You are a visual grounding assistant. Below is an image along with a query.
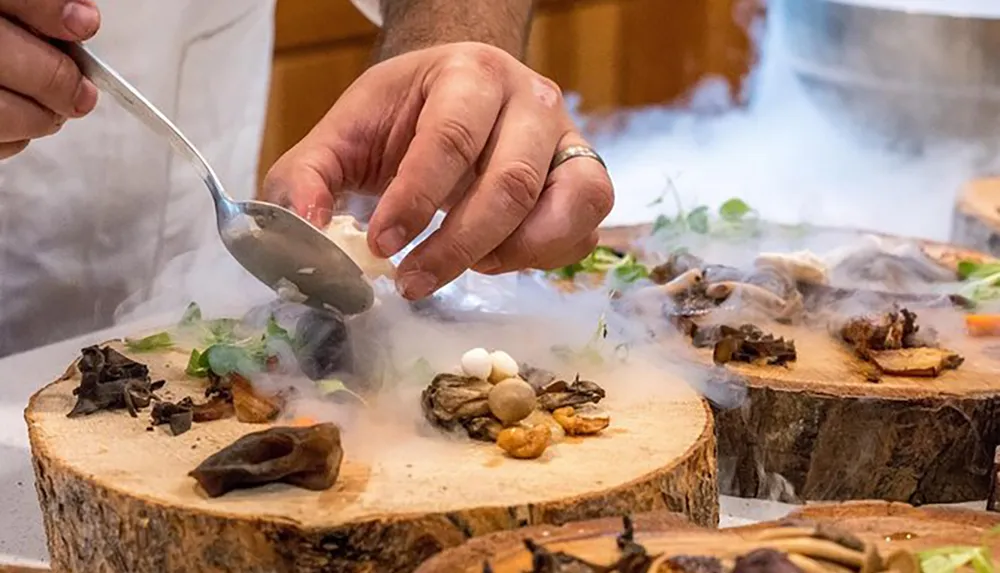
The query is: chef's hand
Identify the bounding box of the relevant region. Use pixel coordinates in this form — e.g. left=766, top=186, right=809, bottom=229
left=0, top=0, right=100, bottom=160
left=264, top=42, right=614, bottom=300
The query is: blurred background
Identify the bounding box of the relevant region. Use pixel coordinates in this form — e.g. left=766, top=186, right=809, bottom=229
left=258, top=0, right=763, bottom=183
left=258, top=0, right=1000, bottom=244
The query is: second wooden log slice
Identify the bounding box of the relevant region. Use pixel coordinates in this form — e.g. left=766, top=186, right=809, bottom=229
left=416, top=501, right=1000, bottom=573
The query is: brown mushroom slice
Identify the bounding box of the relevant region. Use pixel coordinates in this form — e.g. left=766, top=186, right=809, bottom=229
left=883, top=550, right=920, bottom=573
left=191, top=395, right=235, bottom=422
left=660, top=268, right=704, bottom=297
left=708, top=281, right=789, bottom=315
left=231, top=374, right=283, bottom=423
left=732, top=549, right=806, bottom=573
left=189, top=423, right=343, bottom=497
left=761, top=539, right=864, bottom=568
left=784, top=554, right=843, bottom=573
left=537, top=376, right=607, bottom=411
left=552, top=404, right=610, bottom=436
left=868, top=347, right=964, bottom=377
left=754, top=252, right=829, bottom=285
left=496, top=424, right=551, bottom=459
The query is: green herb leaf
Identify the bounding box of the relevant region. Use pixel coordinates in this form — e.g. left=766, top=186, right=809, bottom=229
left=719, top=198, right=752, bottom=221
left=266, top=315, right=293, bottom=345
left=125, top=331, right=173, bottom=352
left=204, top=344, right=261, bottom=377
left=317, top=379, right=369, bottom=406
left=959, top=260, right=1000, bottom=281
left=686, top=206, right=710, bottom=234
left=180, top=302, right=202, bottom=326
left=185, top=349, right=209, bottom=377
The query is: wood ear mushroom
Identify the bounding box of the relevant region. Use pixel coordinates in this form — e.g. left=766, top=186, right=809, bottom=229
left=189, top=423, right=344, bottom=498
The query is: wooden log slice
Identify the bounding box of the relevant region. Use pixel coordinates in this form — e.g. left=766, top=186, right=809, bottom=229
left=594, top=224, right=1000, bottom=504
left=702, top=314, right=1000, bottom=504
left=25, top=341, right=718, bottom=573
left=952, top=178, right=1000, bottom=259
left=415, top=501, right=1000, bottom=573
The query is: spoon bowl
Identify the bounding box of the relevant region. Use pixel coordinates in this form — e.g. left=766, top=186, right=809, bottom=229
left=64, top=42, right=375, bottom=316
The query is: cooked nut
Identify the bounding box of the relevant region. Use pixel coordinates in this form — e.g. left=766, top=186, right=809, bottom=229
left=522, top=410, right=565, bottom=443
left=460, top=347, right=492, bottom=380
left=552, top=404, right=610, bottom=435
left=489, top=350, right=520, bottom=383
left=496, top=424, right=551, bottom=459
left=488, top=378, right=537, bottom=425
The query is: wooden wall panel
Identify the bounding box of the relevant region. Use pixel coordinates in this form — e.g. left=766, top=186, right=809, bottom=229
left=257, top=0, right=762, bottom=187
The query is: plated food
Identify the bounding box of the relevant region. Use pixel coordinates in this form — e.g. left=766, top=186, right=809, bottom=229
left=415, top=502, right=1000, bottom=573
left=25, top=218, right=719, bottom=573
left=544, top=199, right=1000, bottom=504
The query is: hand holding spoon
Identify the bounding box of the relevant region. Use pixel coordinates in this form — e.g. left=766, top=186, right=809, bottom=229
left=63, top=42, right=375, bottom=316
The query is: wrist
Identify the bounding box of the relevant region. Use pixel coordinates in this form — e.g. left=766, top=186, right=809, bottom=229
left=374, top=0, right=534, bottom=63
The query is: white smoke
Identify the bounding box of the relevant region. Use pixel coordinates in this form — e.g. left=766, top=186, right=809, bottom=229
left=576, top=0, right=999, bottom=242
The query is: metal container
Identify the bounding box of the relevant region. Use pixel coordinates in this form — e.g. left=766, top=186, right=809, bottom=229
left=777, top=0, right=1000, bottom=146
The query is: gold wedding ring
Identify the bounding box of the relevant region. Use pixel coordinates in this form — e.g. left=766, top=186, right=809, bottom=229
left=550, top=145, right=607, bottom=171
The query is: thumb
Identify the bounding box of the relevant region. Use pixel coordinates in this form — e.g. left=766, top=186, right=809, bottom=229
left=262, top=145, right=342, bottom=228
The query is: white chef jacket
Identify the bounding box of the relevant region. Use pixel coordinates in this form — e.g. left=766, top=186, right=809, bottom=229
left=0, top=0, right=382, bottom=357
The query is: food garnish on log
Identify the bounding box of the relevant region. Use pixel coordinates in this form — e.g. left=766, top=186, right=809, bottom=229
left=69, top=302, right=367, bottom=437
left=188, top=423, right=344, bottom=497
left=481, top=514, right=994, bottom=573
left=837, top=306, right=964, bottom=378
left=68, top=345, right=164, bottom=418
left=421, top=347, right=610, bottom=460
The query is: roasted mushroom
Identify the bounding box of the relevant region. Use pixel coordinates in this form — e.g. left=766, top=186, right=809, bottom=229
left=537, top=375, right=606, bottom=411
left=421, top=373, right=493, bottom=430
left=691, top=324, right=797, bottom=367
left=231, top=374, right=283, bottom=423
left=189, top=423, right=343, bottom=497
left=838, top=306, right=963, bottom=377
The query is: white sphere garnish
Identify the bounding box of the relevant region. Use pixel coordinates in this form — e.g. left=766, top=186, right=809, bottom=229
left=489, top=350, right=520, bottom=383
left=460, top=348, right=492, bottom=380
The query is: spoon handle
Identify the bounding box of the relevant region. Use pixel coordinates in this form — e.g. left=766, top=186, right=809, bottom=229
left=62, top=42, right=233, bottom=209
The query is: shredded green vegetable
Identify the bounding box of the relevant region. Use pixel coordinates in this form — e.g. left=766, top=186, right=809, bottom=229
left=917, top=546, right=994, bottom=573
left=124, top=331, right=174, bottom=352
left=956, top=260, right=1000, bottom=306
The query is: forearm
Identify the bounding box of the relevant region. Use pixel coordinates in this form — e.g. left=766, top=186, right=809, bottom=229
left=374, top=0, right=535, bottom=62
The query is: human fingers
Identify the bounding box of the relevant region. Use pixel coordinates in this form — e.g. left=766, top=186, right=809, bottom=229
left=0, top=17, right=98, bottom=118
left=0, top=140, right=29, bottom=160
left=529, top=231, right=600, bottom=272
left=472, top=133, right=614, bottom=274
left=262, top=144, right=340, bottom=228
left=365, top=51, right=505, bottom=259
left=0, top=88, right=63, bottom=142
left=0, top=0, right=101, bottom=41
left=394, top=79, right=566, bottom=299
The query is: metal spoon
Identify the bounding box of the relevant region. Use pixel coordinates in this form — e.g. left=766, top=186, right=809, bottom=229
left=63, top=42, right=375, bottom=316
